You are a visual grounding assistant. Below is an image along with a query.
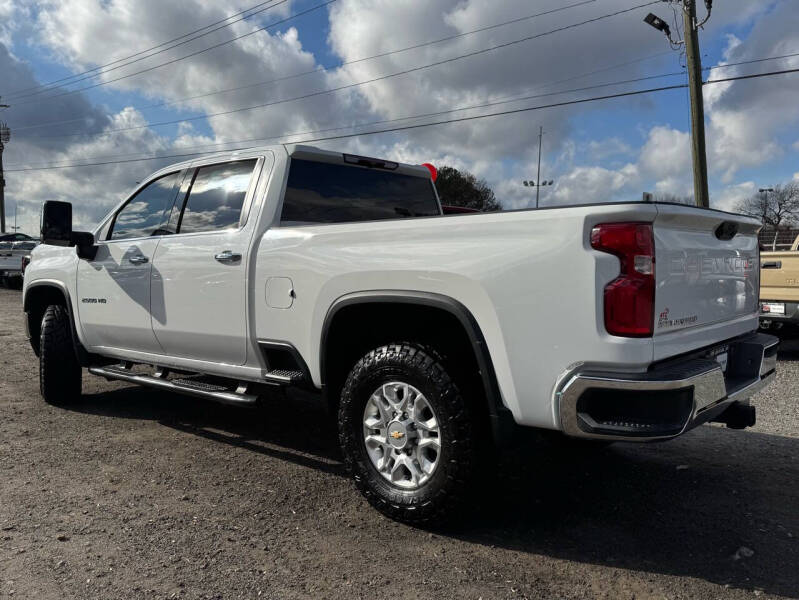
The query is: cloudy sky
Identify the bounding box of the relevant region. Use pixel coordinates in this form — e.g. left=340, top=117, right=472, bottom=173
left=1, top=0, right=798, bottom=233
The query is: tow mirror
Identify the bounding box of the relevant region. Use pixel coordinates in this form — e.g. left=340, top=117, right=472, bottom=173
left=40, top=201, right=98, bottom=260
left=41, top=201, right=73, bottom=246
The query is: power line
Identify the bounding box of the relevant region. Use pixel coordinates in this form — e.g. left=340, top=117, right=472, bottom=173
left=18, top=1, right=662, bottom=141
left=1, top=0, right=288, bottom=99
left=704, top=65, right=799, bottom=85
left=8, top=70, right=689, bottom=169
left=12, top=0, right=599, bottom=133
left=5, top=84, right=690, bottom=172
left=13, top=44, right=798, bottom=135
left=704, top=50, right=799, bottom=74
left=6, top=65, right=798, bottom=173
left=5, top=0, right=337, bottom=104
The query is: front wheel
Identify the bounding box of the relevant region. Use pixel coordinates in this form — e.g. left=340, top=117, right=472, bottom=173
left=338, top=343, right=478, bottom=524
left=39, top=305, right=82, bottom=405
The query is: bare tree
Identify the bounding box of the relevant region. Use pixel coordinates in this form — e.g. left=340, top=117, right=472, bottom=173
left=735, top=182, right=799, bottom=250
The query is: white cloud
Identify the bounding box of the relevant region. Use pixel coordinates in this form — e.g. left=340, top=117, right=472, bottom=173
left=7, top=106, right=174, bottom=234
left=0, top=0, right=27, bottom=47
left=585, top=137, right=633, bottom=162
left=703, top=1, right=799, bottom=182
left=712, top=181, right=756, bottom=213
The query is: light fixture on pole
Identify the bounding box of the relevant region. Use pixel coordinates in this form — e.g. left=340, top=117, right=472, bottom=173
left=522, top=179, right=555, bottom=208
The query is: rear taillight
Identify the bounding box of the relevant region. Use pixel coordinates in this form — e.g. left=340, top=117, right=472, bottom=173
left=591, top=222, right=655, bottom=338
left=21, top=255, right=31, bottom=276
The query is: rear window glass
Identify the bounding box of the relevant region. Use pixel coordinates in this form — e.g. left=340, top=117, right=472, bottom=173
left=280, top=159, right=440, bottom=225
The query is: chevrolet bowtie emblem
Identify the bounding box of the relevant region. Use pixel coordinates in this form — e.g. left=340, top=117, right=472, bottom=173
left=390, top=431, right=405, bottom=440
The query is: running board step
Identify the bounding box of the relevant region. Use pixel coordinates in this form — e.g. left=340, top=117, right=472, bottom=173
left=88, top=366, right=258, bottom=406
left=263, top=369, right=304, bottom=384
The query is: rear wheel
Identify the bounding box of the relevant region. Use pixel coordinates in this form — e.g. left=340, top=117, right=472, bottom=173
left=39, top=305, right=82, bottom=405
left=338, top=343, right=477, bottom=524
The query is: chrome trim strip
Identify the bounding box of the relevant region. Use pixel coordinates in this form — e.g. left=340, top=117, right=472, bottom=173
left=558, top=333, right=779, bottom=442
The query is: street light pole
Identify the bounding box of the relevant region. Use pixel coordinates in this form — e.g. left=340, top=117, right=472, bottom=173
left=535, top=126, right=543, bottom=209
left=0, top=129, right=7, bottom=234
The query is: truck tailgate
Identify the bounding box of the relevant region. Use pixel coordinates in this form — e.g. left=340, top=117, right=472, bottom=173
left=652, top=205, right=760, bottom=360
left=0, top=246, right=23, bottom=273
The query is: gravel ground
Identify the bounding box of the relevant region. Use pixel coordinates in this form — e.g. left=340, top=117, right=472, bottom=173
left=1, top=286, right=798, bottom=599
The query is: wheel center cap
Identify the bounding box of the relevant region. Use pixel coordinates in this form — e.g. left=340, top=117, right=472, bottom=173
left=387, top=422, right=408, bottom=449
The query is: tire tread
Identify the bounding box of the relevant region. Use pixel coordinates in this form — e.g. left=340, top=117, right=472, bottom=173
left=338, top=343, right=476, bottom=525
left=40, top=304, right=81, bottom=404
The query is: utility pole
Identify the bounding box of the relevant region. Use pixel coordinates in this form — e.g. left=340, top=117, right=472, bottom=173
left=644, top=1, right=712, bottom=208
left=683, top=0, right=709, bottom=208
left=0, top=123, right=8, bottom=234
left=0, top=98, right=9, bottom=234
left=535, top=126, right=543, bottom=209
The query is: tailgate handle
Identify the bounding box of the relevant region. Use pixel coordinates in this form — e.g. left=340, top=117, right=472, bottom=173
left=715, top=221, right=739, bottom=241
left=761, top=260, right=782, bottom=269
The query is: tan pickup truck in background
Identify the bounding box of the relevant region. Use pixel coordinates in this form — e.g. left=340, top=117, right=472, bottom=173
left=760, top=234, right=799, bottom=334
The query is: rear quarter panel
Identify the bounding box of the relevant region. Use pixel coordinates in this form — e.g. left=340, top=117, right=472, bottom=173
left=253, top=203, right=658, bottom=429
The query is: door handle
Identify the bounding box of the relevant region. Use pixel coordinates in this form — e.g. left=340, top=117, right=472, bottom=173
left=129, top=255, right=149, bottom=265
left=214, top=250, right=242, bottom=263
left=761, top=261, right=782, bottom=269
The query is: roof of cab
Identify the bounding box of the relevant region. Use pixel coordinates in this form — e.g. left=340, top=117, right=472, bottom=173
left=144, top=144, right=432, bottom=182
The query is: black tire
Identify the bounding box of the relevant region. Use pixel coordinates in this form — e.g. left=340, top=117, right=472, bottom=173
left=39, top=305, right=82, bottom=405
left=338, top=343, right=477, bottom=525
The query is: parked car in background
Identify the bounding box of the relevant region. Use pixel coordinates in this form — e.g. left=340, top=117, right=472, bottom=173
left=0, top=233, right=36, bottom=242
left=760, top=234, right=799, bottom=335
left=0, top=234, right=38, bottom=288
left=22, top=144, right=777, bottom=523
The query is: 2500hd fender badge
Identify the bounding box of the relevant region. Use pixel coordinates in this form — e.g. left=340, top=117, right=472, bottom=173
left=81, top=298, right=107, bottom=304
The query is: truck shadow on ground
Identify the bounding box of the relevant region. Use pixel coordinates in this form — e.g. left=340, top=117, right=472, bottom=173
left=776, top=338, right=799, bottom=362
left=71, top=385, right=799, bottom=598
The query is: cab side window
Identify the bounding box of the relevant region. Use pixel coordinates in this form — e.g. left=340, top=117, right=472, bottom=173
left=109, top=172, right=181, bottom=241
left=176, top=160, right=256, bottom=235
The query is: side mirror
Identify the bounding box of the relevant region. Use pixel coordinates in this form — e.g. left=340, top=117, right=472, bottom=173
left=40, top=201, right=98, bottom=260
left=41, top=201, right=73, bottom=246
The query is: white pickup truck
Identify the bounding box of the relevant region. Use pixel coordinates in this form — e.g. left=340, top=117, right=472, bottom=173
left=1, top=233, right=37, bottom=287
left=23, top=144, right=777, bottom=523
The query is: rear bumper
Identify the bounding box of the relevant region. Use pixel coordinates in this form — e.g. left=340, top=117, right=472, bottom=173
left=760, top=301, right=799, bottom=327
left=558, top=332, right=778, bottom=441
